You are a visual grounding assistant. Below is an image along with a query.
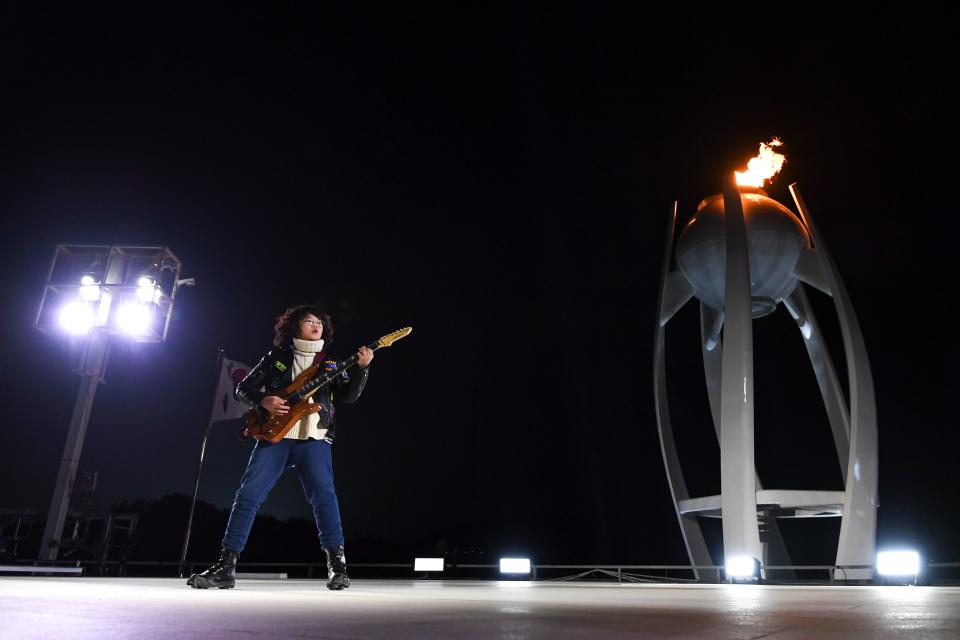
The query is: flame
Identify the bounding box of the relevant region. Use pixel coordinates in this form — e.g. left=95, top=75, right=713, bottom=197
left=735, top=138, right=786, bottom=187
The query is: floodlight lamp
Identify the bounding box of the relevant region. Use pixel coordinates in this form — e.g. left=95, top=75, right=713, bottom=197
left=877, top=550, right=921, bottom=577
left=725, top=555, right=759, bottom=580
left=79, top=273, right=101, bottom=301
left=414, top=558, right=444, bottom=572
left=135, top=275, right=158, bottom=303
left=499, top=558, right=531, bottom=574
left=117, top=303, right=152, bottom=335
left=59, top=302, right=94, bottom=335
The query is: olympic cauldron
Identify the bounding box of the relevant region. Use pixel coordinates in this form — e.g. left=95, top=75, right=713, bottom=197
left=675, top=186, right=810, bottom=318
left=654, top=168, right=879, bottom=583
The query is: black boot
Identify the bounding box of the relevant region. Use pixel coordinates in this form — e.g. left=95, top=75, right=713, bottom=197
left=187, top=547, right=238, bottom=589
left=324, top=545, right=350, bottom=590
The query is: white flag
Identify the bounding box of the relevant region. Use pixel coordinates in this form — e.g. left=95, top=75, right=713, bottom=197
left=210, top=357, right=254, bottom=423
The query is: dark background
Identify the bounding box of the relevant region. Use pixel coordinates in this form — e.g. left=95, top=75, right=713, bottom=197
left=1, top=3, right=955, bottom=566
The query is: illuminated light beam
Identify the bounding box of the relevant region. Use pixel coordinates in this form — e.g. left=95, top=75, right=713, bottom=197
left=499, top=558, right=531, bottom=574
left=117, top=303, right=152, bottom=335
left=414, top=558, right=444, bottom=572
left=876, top=550, right=921, bottom=577
left=59, top=301, right=95, bottom=334
left=725, top=555, right=760, bottom=580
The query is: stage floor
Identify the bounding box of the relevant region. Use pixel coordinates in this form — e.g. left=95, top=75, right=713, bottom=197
left=2, top=577, right=958, bottom=639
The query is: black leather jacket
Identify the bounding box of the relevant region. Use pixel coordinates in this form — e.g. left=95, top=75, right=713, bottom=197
left=234, top=345, right=370, bottom=442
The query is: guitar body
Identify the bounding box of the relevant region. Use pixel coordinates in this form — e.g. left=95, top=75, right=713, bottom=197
left=244, top=364, right=324, bottom=444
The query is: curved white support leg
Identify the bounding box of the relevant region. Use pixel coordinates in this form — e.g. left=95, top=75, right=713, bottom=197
left=789, top=184, right=878, bottom=581
left=654, top=202, right=714, bottom=580
left=782, top=285, right=850, bottom=479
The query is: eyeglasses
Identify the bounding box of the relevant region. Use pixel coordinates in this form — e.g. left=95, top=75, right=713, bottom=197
left=302, top=319, right=323, bottom=327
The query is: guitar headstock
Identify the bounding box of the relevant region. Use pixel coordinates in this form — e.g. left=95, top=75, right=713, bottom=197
left=376, top=327, right=412, bottom=348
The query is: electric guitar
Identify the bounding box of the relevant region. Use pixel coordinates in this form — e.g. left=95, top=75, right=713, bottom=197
left=244, top=327, right=412, bottom=443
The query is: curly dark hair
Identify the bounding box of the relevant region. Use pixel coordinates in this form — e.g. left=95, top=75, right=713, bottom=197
left=273, top=304, right=334, bottom=347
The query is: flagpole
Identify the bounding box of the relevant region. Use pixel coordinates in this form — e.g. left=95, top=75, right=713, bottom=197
left=179, top=348, right=225, bottom=578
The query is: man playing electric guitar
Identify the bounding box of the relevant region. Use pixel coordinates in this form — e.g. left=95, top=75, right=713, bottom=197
left=187, top=304, right=373, bottom=591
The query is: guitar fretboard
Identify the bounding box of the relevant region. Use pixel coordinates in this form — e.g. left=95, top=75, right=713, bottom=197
left=285, top=339, right=381, bottom=403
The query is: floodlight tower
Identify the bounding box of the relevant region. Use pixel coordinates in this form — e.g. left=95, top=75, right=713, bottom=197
left=654, top=165, right=878, bottom=582
left=35, top=245, right=192, bottom=561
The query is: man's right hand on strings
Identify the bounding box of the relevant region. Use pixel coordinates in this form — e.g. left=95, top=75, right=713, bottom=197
left=260, top=395, right=289, bottom=416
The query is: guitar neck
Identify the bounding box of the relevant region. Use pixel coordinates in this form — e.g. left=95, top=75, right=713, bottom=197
left=336, top=339, right=382, bottom=371
left=294, top=339, right=381, bottom=399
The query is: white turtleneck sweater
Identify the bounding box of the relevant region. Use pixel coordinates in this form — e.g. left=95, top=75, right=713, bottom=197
left=286, top=337, right=328, bottom=441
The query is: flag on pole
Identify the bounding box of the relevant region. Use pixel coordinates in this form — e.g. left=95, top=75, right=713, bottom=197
left=209, top=356, right=253, bottom=422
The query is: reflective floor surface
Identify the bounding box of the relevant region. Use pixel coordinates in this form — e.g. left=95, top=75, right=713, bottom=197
left=2, top=577, right=958, bottom=639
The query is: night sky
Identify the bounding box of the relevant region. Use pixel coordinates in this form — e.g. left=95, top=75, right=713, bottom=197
left=1, top=4, right=956, bottom=565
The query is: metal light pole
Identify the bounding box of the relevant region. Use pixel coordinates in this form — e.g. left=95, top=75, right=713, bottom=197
left=35, top=245, right=191, bottom=561
left=38, top=331, right=111, bottom=561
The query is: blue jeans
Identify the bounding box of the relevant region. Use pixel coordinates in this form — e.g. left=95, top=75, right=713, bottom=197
left=222, top=438, right=344, bottom=553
